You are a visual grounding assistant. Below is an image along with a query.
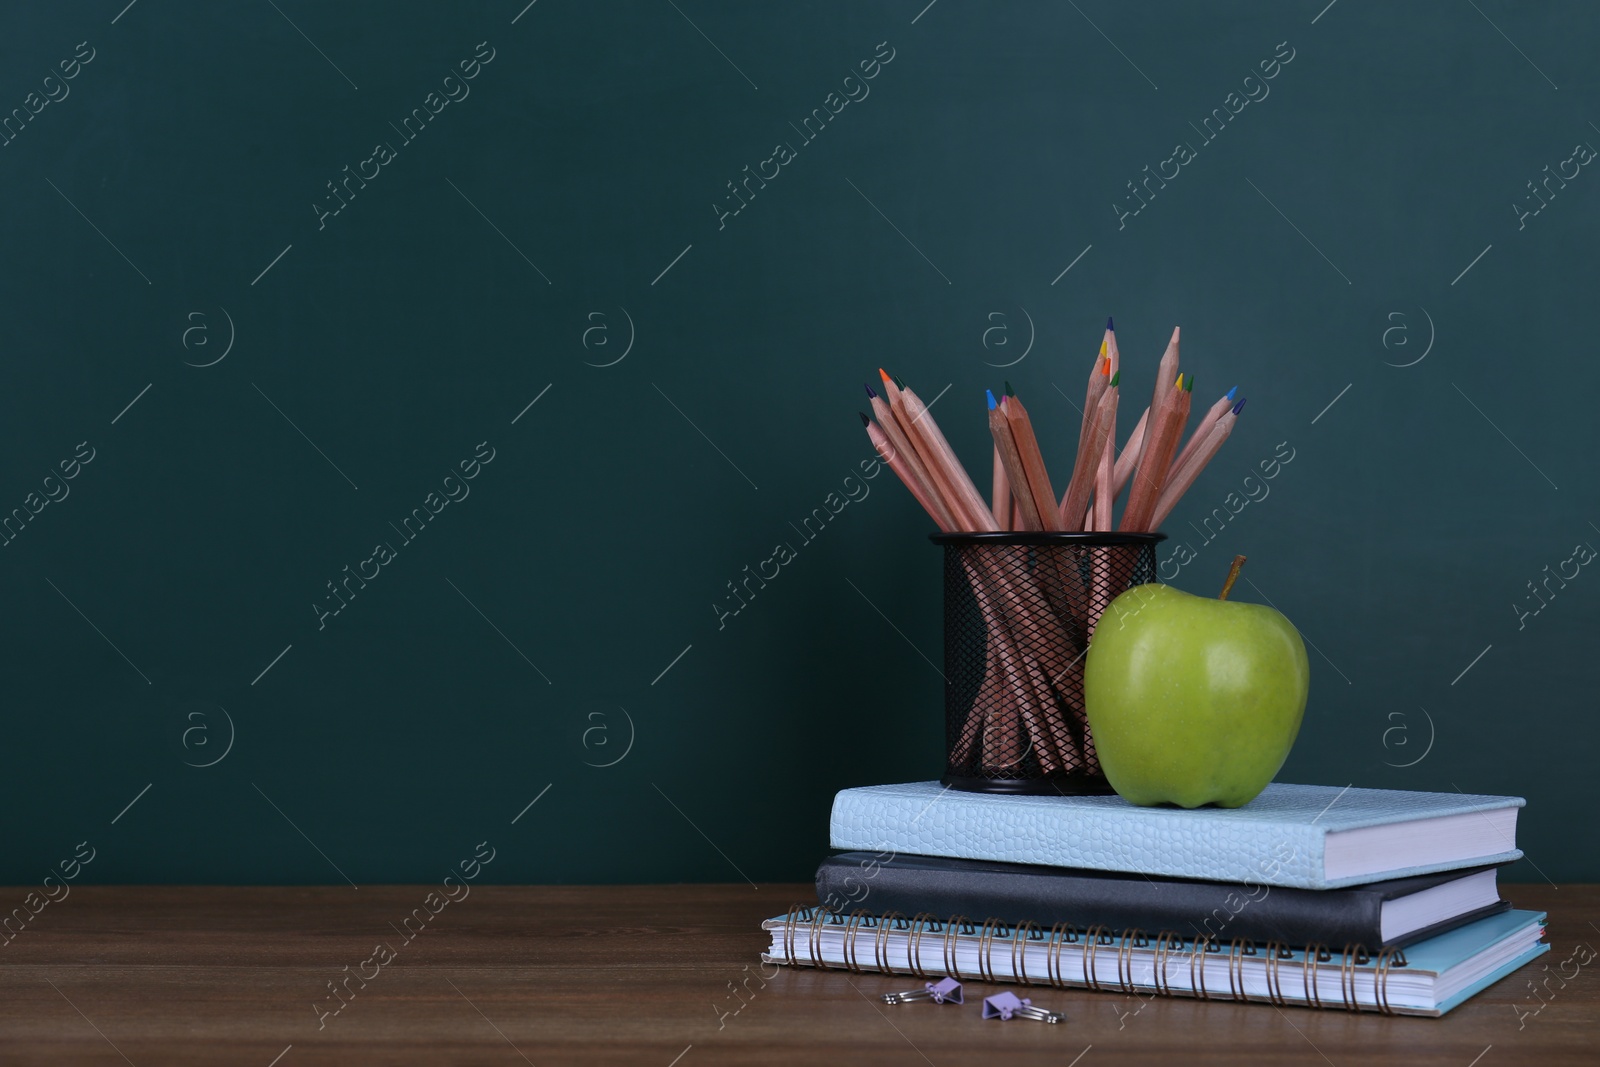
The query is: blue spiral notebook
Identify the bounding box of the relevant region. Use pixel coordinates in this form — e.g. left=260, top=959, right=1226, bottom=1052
left=762, top=906, right=1548, bottom=1016
left=829, top=781, right=1524, bottom=889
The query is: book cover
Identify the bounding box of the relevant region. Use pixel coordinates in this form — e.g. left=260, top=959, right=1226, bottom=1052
left=829, top=781, right=1524, bottom=889
left=761, top=906, right=1549, bottom=1017
left=816, top=852, right=1511, bottom=949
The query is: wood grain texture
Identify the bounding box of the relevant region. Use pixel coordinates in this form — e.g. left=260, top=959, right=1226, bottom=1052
left=0, top=884, right=1591, bottom=1065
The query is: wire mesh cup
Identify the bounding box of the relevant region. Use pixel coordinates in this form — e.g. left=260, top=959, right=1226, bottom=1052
left=932, top=532, right=1165, bottom=795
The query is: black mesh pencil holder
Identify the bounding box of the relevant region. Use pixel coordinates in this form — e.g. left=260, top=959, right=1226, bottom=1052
left=932, top=532, right=1165, bottom=795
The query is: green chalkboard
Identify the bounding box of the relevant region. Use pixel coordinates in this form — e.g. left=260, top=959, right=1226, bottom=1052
left=0, top=1, right=1593, bottom=888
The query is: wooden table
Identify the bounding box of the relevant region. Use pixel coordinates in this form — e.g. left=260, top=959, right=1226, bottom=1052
left=0, top=884, right=1591, bottom=1065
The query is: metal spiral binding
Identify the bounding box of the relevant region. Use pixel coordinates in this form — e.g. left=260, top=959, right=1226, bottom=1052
left=1301, top=943, right=1328, bottom=1009
left=977, top=918, right=1006, bottom=983
left=1152, top=931, right=1181, bottom=997
left=842, top=911, right=871, bottom=973
left=780, top=905, right=808, bottom=966
left=1046, top=922, right=1074, bottom=989
left=775, top=905, right=1416, bottom=1011
left=1338, top=944, right=1369, bottom=1011
left=1082, top=925, right=1112, bottom=990
left=807, top=907, right=833, bottom=969
left=1190, top=937, right=1214, bottom=1001
left=943, top=917, right=973, bottom=981
left=1010, top=920, right=1039, bottom=986
left=1227, top=939, right=1254, bottom=1002
left=1115, top=930, right=1144, bottom=993
left=1372, top=947, right=1402, bottom=1016
left=1262, top=942, right=1290, bottom=1006
left=873, top=912, right=903, bottom=975
left=906, top=914, right=935, bottom=978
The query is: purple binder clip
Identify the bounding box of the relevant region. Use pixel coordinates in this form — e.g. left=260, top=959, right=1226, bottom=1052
left=982, top=991, right=1065, bottom=1024
left=882, top=976, right=964, bottom=1005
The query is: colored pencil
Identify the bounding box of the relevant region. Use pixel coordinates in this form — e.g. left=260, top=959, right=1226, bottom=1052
left=1088, top=320, right=1120, bottom=531
left=1121, top=373, right=1191, bottom=532
left=1124, top=326, right=1180, bottom=512
left=1076, top=320, right=1114, bottom=462
left=863, top=414, right=955, bottom=533
left=1058, top=373, right=1118, bottom=530
left=1111, top=406, right=1148, bottom=501
left=882, top=379, right=980, bottom=530
left=867, top=385, right=957, bottom=530
left=1090, top=411, right=1115, bottom=531
left=991, top=445, right=1011, bottom=530
left=1147, top=327, right=1181, bottom=439
left=1149, top=397, right=1244, bottom=530
left=1169, top=386, right=1236, bottom=479
left=877, top=367, right=902, bottom=407
left=988, top=390, right=1042, bottom=530
left=897, top=379, right=999, bottom=531
left=1001, top=384, right=1063, bottom=531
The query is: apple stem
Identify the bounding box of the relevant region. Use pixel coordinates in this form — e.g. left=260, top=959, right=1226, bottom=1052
left=1218, top=555, right=1248, bottom=600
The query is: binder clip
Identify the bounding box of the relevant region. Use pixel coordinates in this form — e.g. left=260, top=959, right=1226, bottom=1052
left=982, top=991, right=1065, bottom=1024
left=882, top=977, right=964, bottom=1005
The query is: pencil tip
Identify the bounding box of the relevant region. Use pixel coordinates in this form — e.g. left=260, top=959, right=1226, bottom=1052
left=1225, top=385, right=1237, bottom=402
left=1232, top=397, right=1247, bottom=416
left=864, top=383, right=877, bottom=399
left=893, top=374, right=906, bottom=389
left=1107, top=315, right=1114, bottom=331
left=986, top=389, right=997, bottom=411
left=859, top=411, right=871, bottom=427
left=1004, top=380, right=1015, bottom=398
left=1185, top=374, right=1194, bottom=393
left=878, top=368, right=893, bottom=387
left=1109, top=370, right=1120, bottom=387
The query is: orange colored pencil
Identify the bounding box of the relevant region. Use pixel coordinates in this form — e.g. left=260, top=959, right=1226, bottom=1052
left=867, top=385, right=957, bottom=530
left=897, top=380, right=998, bottom=531
left=877, top=368, right=903, bottom=407
left=1089, top=413, right=1115, bottom=531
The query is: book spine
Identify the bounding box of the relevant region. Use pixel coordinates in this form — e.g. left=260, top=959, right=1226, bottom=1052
left=814, top=855, right=1389, bottom=947
left=768, top=907, right=1419, bottom=1016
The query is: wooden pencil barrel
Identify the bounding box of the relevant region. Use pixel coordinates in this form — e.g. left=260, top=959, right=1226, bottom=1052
left=933, top=532, right=1165, bottom=795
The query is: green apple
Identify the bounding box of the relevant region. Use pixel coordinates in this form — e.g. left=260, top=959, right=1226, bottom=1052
left=1083, top=580, right=1309, bottom=808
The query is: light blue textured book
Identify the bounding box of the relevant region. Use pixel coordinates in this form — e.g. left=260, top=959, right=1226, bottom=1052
left=761, top=906, right=1548, bottom=1017
left=829, top=781, right=1523, bottom=890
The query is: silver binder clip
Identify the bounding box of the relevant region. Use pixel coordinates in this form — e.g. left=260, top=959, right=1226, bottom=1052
left=882, top=976, right=964, bottom=1005
left=982, top=991, right=1065, bottom=1023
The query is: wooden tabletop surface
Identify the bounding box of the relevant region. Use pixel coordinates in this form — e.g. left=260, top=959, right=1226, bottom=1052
left=0, top=883, right=1591, bottom=1065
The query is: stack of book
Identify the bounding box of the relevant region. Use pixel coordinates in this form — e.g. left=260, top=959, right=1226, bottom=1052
left=761, top=781, right=1547, bottom=1016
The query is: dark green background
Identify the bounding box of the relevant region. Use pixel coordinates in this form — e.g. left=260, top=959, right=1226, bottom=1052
left=0, top=1, right=1591, bottom=886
